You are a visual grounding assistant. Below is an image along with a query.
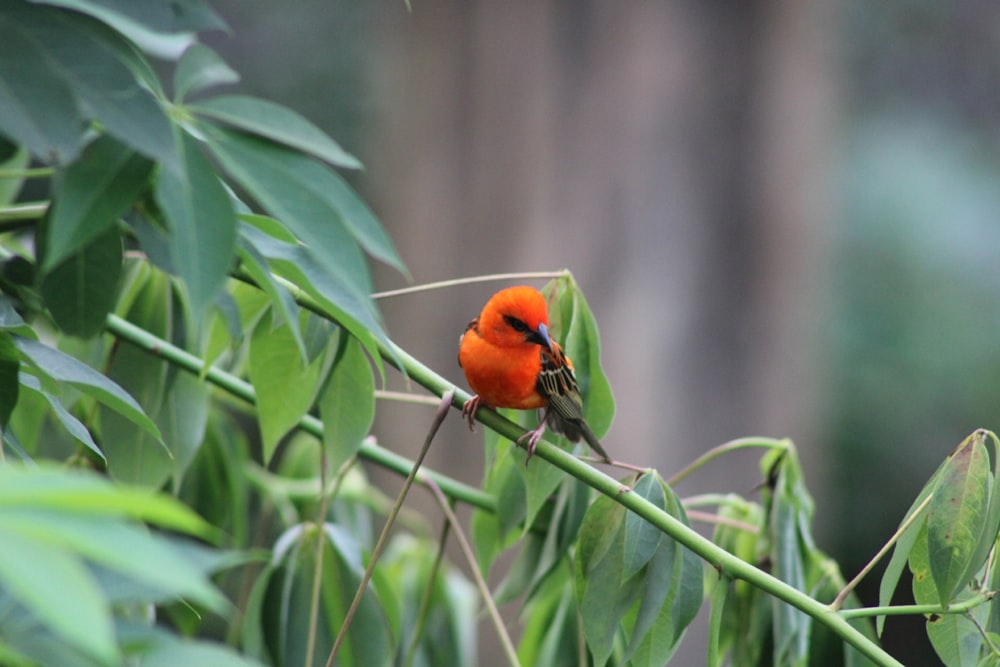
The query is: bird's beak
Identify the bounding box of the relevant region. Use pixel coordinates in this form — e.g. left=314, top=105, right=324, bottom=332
left=529, top=322, right=554, bottom=351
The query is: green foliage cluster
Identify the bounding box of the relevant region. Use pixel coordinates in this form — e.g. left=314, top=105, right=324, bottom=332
left=0, top=2, right=999, bottom=666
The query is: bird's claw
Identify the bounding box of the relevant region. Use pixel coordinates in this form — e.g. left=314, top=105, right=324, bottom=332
left=461, top=395, right=481, bottom=432
left=517, top=425, right=546, bottom=465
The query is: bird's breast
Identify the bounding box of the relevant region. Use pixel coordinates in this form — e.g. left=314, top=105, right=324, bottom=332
left=459, top=333, right=546, bottom=410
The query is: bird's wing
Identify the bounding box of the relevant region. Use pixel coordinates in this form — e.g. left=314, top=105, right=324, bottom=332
left=536, top=345, right=612, bottom=462
left=536, top=347, right=586, bottom=423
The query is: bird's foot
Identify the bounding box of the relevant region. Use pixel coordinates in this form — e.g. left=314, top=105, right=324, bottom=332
left=517, top=423, right=547, bottom=465
left=461, top=395, right=482, bottom=431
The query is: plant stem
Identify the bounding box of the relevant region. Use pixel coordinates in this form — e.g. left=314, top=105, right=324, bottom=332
left=838, top=591, right=996, bottom=620
left=371, top=270, right=569, bottom=300
left=830, top=492, right=933, bottom=611
left=326, top=390, right=454, bottom=667
left=666, top=436, right=788, bottom=486
left=404, top=518, right=451, bottom=667
left=425, top=477, right=521, bottom=667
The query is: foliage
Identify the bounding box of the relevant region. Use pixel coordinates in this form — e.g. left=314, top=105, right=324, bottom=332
left=0, top=2, right=998, bottom=666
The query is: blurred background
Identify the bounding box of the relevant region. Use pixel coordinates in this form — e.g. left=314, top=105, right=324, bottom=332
left=205, top=1, right=1000, bottom=664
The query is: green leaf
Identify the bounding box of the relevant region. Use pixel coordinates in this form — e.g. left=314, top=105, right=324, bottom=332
left=877, top=458, right=942, bottom=636
left=0, top=509, right=226, bottom=613
left=0, top=14, right=86, bottom=163
left=41, top=226, right=123, bottom=338
left=0, top=332, right=20, bottom=430
left=624, top=480, right=703, bottom=664
left=707, top=575, right=730, bottom=667
left=249, top=311, right=324, bottom=462
left=236, top=230, right=305, bottom=360
left=0, top=465, right=217, bottom=538
left=14, top=336, right=162, bottom=443
left=517, top=564, right=580, bottom=667
left=43, top=134, right=153, bottom=271
left=546, top=276, right=615, bottom=440
left=0, top=144, right=29, bottom=206
left=123, top=626, right=264, bottom=667
left=160, top=370, right=210, bottom=488
left=0, top=529, right=116, bottom=666
left=910, top=526, right=985, bottom=666
left=260, top=523, right=391, bottom=667
left=623, top=473, right=665, bottom=579
left=154, top=129, right=236, bottom=318
left=764, top=450, right=813, bottom=666
left=317, top=333, right=374, bottom=472
left=192, top=94, right=362, bottom=169
left=204, top=126, right=373, bottom=296
left=6, top=4, right=175, bottom=164
left=32, top=0, right=227, bottom=39
left=927, top=431, right=992, bottom=605
left=576, top=486, right=643, bottom=665
left=99, top=268, right=171, bottom=484
left=240, top=223, right=390, bottom=376
left=18, top=372, right=105, bottom=462
left=173, top=43, right=239, bottom=102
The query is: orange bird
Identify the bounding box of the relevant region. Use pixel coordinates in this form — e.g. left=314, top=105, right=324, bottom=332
left=458, top=286, right=611, bottom=463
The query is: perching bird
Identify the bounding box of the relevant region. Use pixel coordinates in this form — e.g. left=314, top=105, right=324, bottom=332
left=458, top=286, right=611, bottom=463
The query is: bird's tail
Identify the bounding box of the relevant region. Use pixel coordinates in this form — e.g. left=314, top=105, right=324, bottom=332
left=547, top=412, right=611, bottom=463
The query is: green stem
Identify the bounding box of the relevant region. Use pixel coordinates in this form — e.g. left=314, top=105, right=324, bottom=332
left=0, top=202, right=48, bottom=223
left=326, top=391, right=453, bottom=667
left=104, top=314, right=494, bottom=513
left=831, top=492, right=934, bottom=611
left=666, top=436, right=789, bottom=486
left=425, top=477, right=521, bottom=667
left=838, top=591, right=996, bottom=620
left=371, top=270, right=568, bottom=300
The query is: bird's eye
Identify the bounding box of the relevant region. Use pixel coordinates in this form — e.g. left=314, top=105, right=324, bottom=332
left=503, top=315, right=530, bottom=333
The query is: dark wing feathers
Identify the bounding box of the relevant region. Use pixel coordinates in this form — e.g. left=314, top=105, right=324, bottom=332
left=536, top=348, right=611, bottom=462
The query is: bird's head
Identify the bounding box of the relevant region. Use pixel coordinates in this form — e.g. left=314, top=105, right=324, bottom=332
left=478, top=286, right=553, bottom=350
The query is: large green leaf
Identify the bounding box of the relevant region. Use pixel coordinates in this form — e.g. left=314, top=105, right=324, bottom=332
left=0, top=13, right=86, bottom=163
left=248, top=311, right=325, bottom=462
left=203, top=125, right=374, bottom=297
left=0, top=465, right=228, bottom=666
left=623, top=477, right=703, bottom=665
left=14, top=336, right=162, bottom=443
left=0, top=465, right=216, bottom=537
left=910, top=525, right=984, bottom=667
left=926, top=430, right=992, bottom=606
left=239, top=223, right=390, bottom=375
left=41, top=226, right=123, bottom=338
left=0, top=529, right=116, bottom=666
left=18, top=372, right=105, bottom=462
left=154, top=129, right=236, bottom=318
left=622, top=473, right=665, bottom=580
left=575, top=485, right=638, bottom=665
left=29, top=0, right=227, bottom=36
left=0, top=143, right=29, bottom=206
left=317, top=333, right=374, bottom=473
left=173, top=43, right=239, bottom=102
left=100, top=268, right=171, bottom=485
left=191, top=94, right=362, bottom=169
left=43, top=134, right=152, bottom=271
left=236, top=226, right=305, bottom=360
left=5, top=3, right=175, bottom=163
left=256, top=523, right=391, bottom=667
left=546, top=276, right=615, bottom=440
left=0, top=331, right=19, bottom=430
